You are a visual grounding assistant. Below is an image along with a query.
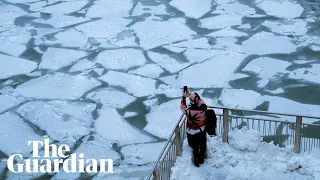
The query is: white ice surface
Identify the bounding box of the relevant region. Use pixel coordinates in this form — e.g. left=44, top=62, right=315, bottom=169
left=242, top=57, right=291, bottom=79
left=171, top=128, right=320, bottom=180
left=51, top=171, right=81, bottom=180
left=0, top=94, right=24, bottom=114
left=131, top=18, right=194, bottom=50
left=46, top=28, right=88, bottom=48
left=40, top=1, right=88, bottom=14
left=99, top=70, right=157, bottom=97
left=95, top=106, right=155, bottom=146
left=86, top=0, right=132, bottom=18
left=87, top=88, right=136, bottom=109
left=144, top=99, right=182, bottom=139
left=94, top=68, right=104, bottom=76
left=238, top=23, right=252, bottom=29
left=33, top=15, right=91, bottom=28
left=219, top=88, right=263, bottom=109
left=148, top=51, right=190, bottom=73
left=242, top=32, right=297, bottom=55
left=121, top=142, right=165, bottom=165
left=169, top=0, right=211, bottom=19
left=39, top=47, right=87, bottom=71
left=262, top=20, right=308, bottom=36
left=0, top=112, right=42, bottom=157
left=229, top=128, right=262, bottom=151
left=165, top=37, right=212, bottom=49
left=128, top=64, right=164, bottom=78
left=208, top=28, right=248, bottom=37
left=17, top=100, right=96, bottom=146
left=124, top=112, right=138, bottom=118
left=288, top=64, right=320, bottom=85
left=132, top=2, right=167, bottom=16
left=69, top=59, right=96, bottom=72
left=143, top=98, right=159, bottom=107
left=199, top=14, right=243, bottom=29
left=0, top=54, right=37, bottom=80
left=213, top=2, right=256, bottom=16
left=256, top=0, right=304, bottom=19
left=0, top=5, right=26, bottom=24
left=183, top=48, right=225, bottom=64
left=96, top=49, right=146, bottom=71
left=0, top=41, right=26, bottom=57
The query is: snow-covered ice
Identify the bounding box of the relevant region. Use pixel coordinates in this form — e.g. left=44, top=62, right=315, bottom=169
left=0, top=41, right=26, bottom=57
left=128, top=64, right=164, bottom=78
left=0, top=94, right=24, bottom=114
left=262, top=20, right=308, bottom=36
left=69, top=59, right=96, bottom=73
left=87, top=88, right=136, bottom=109
left=96, top=49, right=146, bottom=71
left=199, top=14, right=243, bottom=29
left=39, top=47, right=87, bottom=71
left=99, top=70, right=157, bottom=97
left=238, top=23, right=252, bottom=29
left=17, top=101, right=96, bottom=146
left=169, top=0, right=211, bottom=19
left=288, top=64, right=320, bottom=85
left=219, top=88, right=263, bottom=109
left=33, top=15, right=91, bottom=28
left=229, top=128, right=262, bottom=151
left=51, top=171, right=81, bottom=180
left=0, top=112, right=42, bottom=157
left=166, top=38, right=212, bottom=49
left=86, top=0, right=132, bottom=18
left=93, top=164, right=153, bottom=179
left=95, top=106, right=155, bottom=146
left=242, top=32, right=297, bottom=55
left=121, top=142, right=165, bottom=165
left=207, top=28, right=248, bottom=37
left=16, top=73, right=101, bottom=100
left=94, top=68, right=105, bottom=76
left=124, top=112, right=139, bottom=118
left=213, top=2, right=256, bottom=16
left=256, top=0, right=304, bottom=19
left=148, top=52, right=190, bottom=73
left=0, top=54, right=37, bottom=80
left=40, top=1, right=88, bottom=14
left=131, top=18, right=194, bottom=50
left=45, top=28, right=88, bottom=48
left=143, top=98, right=159, bottom=107
left=144, top=99, right=182, bottom=139
left=132, top=2, right=167, bottom=16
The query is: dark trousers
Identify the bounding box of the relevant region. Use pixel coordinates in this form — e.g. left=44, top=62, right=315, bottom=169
left=187, top=130, right=207, bottom=161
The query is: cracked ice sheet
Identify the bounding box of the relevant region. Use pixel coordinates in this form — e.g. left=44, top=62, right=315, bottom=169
left=0, top=54, right=37, bottom=80
left=95, top=106, right=155, bottom=146
left=219, top=89, right=263, bottom=109
left=213, top=2, right=256, bottom=16
left=262, top=20, right=308, bottom=36
left=33, top=15, right=91, bottom=28
left=169, top=0, right=211, bottom=19
left=144, top=99, right=183, bottom=139
left=132, top=18, right=195, bottom=50
left=207, top=28, right=248, bottom=37
left=288, top=64, right=320, bottom=85
left=176, top=54, right=245, bottom=88
left=45, top=28, right=88, bottom=48
left=86, top=0, right=132, bottom=18
left=132, top=2, right=167, bottom=16
left=128, top=64, right=164, bottom=78
left=121, top=142, right=165, bottom=165
left=69, top=59, right=96, bottom=72
left=0, top=41, right=26, bottom=57
left=0, top=94, right=24, bottom=114
left=40, top=1, right=88, bottom=14
left=0, top=5, right=26, bottom=24
left=242, top=32, right=297, bottom=55
left=148, top=52, right=191, bottom=73
left=39, top=47, right=87, bottom=71
left=256, top=0, right=304, bottom=19
left=99, top=71, right=157, bottom=97
left=87, top=88, right=136, bottom=109
left=242, top=57, right=291, bottom=80
left=17, top=101, right=96, bottom=146
left=96, top=49, right=146, bottom=71
left=16, top=73, right=101, bottom=100
left=0, top=112, right=43, bottom=157
left=167, top=37, right=212, bottom=49
left=199, top=14, right=243, bottom=29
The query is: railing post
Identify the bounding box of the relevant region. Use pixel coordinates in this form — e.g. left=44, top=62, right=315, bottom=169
left=223, top=108, right=229, bottom=143
left=175, top=126, right=182, bottom=156
left=294, top=116, right=302, bottom=153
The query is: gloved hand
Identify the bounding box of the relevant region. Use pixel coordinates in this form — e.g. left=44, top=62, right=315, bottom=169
left=182, top=88, right=191, bottom=97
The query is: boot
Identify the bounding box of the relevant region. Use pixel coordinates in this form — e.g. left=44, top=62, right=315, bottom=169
left=193, top=152, right=200, bottom=167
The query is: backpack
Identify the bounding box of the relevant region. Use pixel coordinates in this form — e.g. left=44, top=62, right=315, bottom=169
left=205, top=109, right=217, bottom=136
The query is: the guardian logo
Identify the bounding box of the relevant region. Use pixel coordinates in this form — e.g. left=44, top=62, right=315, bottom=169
left=7, top=139, right=113, bottom=173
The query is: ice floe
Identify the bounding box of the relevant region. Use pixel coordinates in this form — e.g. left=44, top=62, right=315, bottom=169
left=143, top=98, right=159, bottom=107
left=124, top=112, right=138, bottom=118
left=144, top=99, right=182, bottom=139
left=167, top=38, right=212, bottom=49
left=132, top=2, right=167, bottom=16
left=0, top=112, right=42, bottom=157
left=69, top=59, right=96, bottom=73
left=0, top=54, right=37, bottom=80
left=207, top=28, right=248, bottom=37
left=238, top=23, right=252, bottom=29
left=86, top=0, right=132, bottom=18
left=131, top=18, right=194, bottom=50
left=33, top=15, right=91, bottom=28
left=128, top=64, right=164, bottom=78
left=0, top=94, right=24, bottom=114
left=219, top=88, right=263, bottom=109
left=0, top=41, right=26, bottom=57
left=40, top=1, right=88, bottom=14
left=94, top=68, right=105, bottom=76
left=183, top=49, right=222, bottom=64
left=121, top=142, right=165, bottom=165
left=95, top=106, right=155, bottom=146
left=256, top=0, right=304, bottom=19
left=17, top=100, right=96, bottom=146
left=39, top=47, right=87, bottom=71
left=0, top=5, right=26, bottom=24
left=44, top=28, right=88, bottom=48
left=242, top=32, right=297, bottom=55
left=51, top=172, right=81, bottom=180
left=169, top=0, right=211, bottom=19
left=96, top=49, right=146, bottom=71
left=213, top=2, right=256, bottom=16
left=16, top=73, right=101, bottom=100
left=148, top=51, right=190, bottom=73
left=242, top=57, right=291, bottom=80
left=199, top=14, right=243, bottom=29
left=262, top=20, right=308, bottom=36
left=87, top=88, right=136, bottom=109
left=288, top=64, right=320, bottom=85
left=99, top=70, right=157, bottom=97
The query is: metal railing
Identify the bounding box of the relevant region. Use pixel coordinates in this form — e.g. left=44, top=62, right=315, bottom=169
left=147, top=106, right=320, bottom=180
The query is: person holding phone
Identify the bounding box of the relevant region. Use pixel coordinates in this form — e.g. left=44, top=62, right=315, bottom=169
left=180, top=86, right=207, bottom=167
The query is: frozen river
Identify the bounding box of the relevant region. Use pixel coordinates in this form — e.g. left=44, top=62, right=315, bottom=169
left=0, top=0, right=320, bottom=179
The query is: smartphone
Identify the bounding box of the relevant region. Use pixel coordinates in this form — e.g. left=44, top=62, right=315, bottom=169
left=183, top=86, right=188, bottom=93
